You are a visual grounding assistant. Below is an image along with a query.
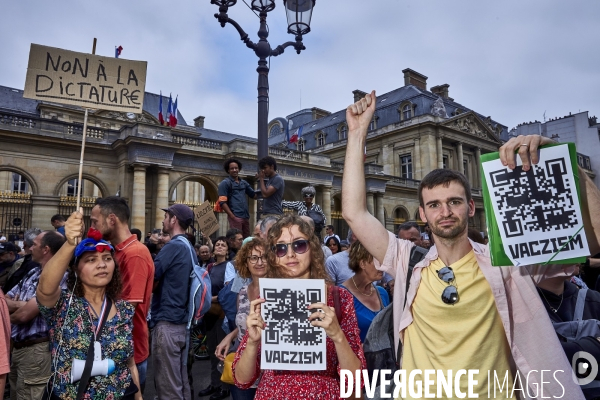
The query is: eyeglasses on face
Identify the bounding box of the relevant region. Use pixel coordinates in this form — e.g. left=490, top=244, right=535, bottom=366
left=304, top=194, right=314, bottom=198
left=437, top=266, right=459, bottom=305
left=272, top=239, right=309, bottom=258
left=247, top=255, right=265, bottom=264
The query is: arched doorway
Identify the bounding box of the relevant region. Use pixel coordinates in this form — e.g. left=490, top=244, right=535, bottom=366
left=0, top=171, right=34, bottom=241
left=169, top=177, right=220, bottom=242
left=393, top=206, right=410, bottom=232
left=56, top=177, right=105, bottom=233
left=330, top=193, right=348, bottom=240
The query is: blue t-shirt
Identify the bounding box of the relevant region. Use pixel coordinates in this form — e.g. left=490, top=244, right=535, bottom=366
left=151, top=234, right=193, bottom=326
left=341, top=285, right=389, bottom=342
left=218, top=176, right=256, bottom=219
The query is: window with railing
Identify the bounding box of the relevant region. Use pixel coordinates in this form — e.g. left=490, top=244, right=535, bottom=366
left=67, top=179, right=82, bottom=197
left=297, top=139, right=305, bottom=152
left=12, top=173, right=30, bottom=193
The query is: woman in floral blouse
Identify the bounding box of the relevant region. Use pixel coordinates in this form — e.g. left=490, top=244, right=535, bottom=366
left=232, top=215, right=366, bottom=399
left=36, top=211, right=141, bottom=400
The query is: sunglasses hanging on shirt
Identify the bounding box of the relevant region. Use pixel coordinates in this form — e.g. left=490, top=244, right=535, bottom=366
left=436, top=266, right=459, bottom=305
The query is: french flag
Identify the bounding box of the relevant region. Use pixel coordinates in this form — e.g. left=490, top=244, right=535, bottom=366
left=167, top=94, right=173, bottom=126
left=289, top=125, right=303, bottom=144
left=158, top=92, right=165, bottom=125
left=115, top=46, right=123, bottom=58
left=170, top=96, right=178, bottom=127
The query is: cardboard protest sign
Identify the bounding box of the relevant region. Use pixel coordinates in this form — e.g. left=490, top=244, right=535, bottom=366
left=259, top=278, right=326, bottom=371
left=24, top=44, right=147, bottom=113
left=195, top=201, right=219, bottom=237
left=481, top=143, right=589, bottom=266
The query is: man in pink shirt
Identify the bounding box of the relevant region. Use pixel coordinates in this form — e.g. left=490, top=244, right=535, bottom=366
left=91, top=196, right=154, bottom=394
left=342, top=91, right=600, bottom=398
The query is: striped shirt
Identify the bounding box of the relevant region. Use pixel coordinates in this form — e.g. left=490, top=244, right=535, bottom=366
left=8, top=266, right=68, bottom=342
left=281, top=201, right=326, bottom=224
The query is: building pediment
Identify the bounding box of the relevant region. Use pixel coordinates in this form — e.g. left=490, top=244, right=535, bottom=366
left=97, top=110, right=159, bottom=125
left=442, top=112, right=502, bottom=144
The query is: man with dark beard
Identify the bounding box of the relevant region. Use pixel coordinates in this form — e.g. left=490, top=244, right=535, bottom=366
left=90, top=196, right=154, bottom=393
left=342, top=91, right=600, bottom=399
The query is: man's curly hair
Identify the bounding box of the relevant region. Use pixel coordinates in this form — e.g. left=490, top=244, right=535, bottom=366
left=265, top=214, right=330, bottom=282
left=234, top=237, right=267, bottom=279
left=67, top=251, right=122, bottom=300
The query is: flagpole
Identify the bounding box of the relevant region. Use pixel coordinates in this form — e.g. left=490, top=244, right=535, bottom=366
left=76, top=38, right=96, bottom=212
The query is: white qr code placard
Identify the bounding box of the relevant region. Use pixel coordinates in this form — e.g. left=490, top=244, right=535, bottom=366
left=482, top=143, right=589, bottom=266
left=259, top=278, right=326, bottom=371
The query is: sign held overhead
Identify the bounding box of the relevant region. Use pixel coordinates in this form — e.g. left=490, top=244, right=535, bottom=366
left=23, top=43, right=147, bottom=113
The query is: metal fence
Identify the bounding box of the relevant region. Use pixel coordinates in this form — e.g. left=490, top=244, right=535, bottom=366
left=58, top=196, right=98, bottom=234
left=0, top=191, right=32, bottom=240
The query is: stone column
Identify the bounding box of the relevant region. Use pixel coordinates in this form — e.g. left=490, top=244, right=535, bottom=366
left=382, top=144, right=394, bottom=175
left=185, top=181, right=192, bottom=203
left=475, top=147, right=482, bottom=188
left=155, top=169, right=170, bottom=229
left=321, top=186, right=332, bottom=226
left=194, top=182, right=201, bottom=204
left=456, top=142, right=464, bottom=174
left=413, top=138, right=421, bottom=179
left=131, top=164, right=147, bottom=233
left=366, top=192, right=375, bottom=216
left=92, top=184, right=99, bottom=198
left=83, top=180, right=94, bottom=197
left=436, top=135, right=443, bottom=169
left=375, top=193, right=385, bottom=225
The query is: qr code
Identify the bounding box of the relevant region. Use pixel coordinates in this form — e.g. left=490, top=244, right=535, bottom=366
left=488, top=158, right=578, bottom=238
left=262, top=288, right=323, bottom=346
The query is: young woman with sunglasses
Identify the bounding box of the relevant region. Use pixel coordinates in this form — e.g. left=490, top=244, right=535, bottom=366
left=232, top=215, right=365, bottom=399
left=36, top=212, right=142, bottom=400
left=216, top=238, right=268, bottom=400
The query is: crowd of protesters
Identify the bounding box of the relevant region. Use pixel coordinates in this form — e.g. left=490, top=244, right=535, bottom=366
left=2, top=108, right=600, bottom=400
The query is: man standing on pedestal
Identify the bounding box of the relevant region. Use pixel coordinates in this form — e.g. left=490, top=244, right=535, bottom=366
left=218, top=158, right=257, bottom=238
left=90, top=196, right=155, bottom=394
left=257, top=156, right=284, bottom=218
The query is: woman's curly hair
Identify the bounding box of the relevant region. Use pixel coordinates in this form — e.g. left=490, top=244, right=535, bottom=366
left=234, top=237, right=267, bottom=279
left=67, top=251, right=122, bottom=300
left=265, top=214, right=330, bottom=282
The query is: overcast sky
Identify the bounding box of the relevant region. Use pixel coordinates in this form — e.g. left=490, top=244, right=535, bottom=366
left=2, top=0, right=599, bottom=136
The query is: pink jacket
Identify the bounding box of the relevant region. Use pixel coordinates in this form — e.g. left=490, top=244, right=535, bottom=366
left=375, top=231, right=585, bottom=399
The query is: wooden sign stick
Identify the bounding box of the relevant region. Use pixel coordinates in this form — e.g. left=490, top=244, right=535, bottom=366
left=75, top=38, right=96, bottom=212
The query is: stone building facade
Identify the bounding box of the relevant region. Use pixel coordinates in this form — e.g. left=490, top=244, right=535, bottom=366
left=0, top=68, right=507, bottom=239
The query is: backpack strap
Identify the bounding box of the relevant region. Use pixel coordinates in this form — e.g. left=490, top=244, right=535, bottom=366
left=332, top=286, right=342, bottom=322
left=397, top=245, right=427, bottom=364
left=403, top=246, right=428, bottom=309
left=574, top=288, right=588, bottom=321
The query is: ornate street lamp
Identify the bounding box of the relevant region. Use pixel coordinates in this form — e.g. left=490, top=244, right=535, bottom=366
left=210, top=0, right=316, bottom=160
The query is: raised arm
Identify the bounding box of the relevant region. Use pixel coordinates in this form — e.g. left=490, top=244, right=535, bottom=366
left=500, top=135, right=600, bottom=255
left=37, top=211, right=83, bottom=307
left=342, top=90, right=388, bottom=264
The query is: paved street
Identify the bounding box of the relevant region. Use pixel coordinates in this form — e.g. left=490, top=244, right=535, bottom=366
left=145, top=356, right=232, bottom=400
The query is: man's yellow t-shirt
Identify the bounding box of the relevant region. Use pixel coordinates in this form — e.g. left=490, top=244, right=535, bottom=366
left=400, top=250, right=514, bottom=399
